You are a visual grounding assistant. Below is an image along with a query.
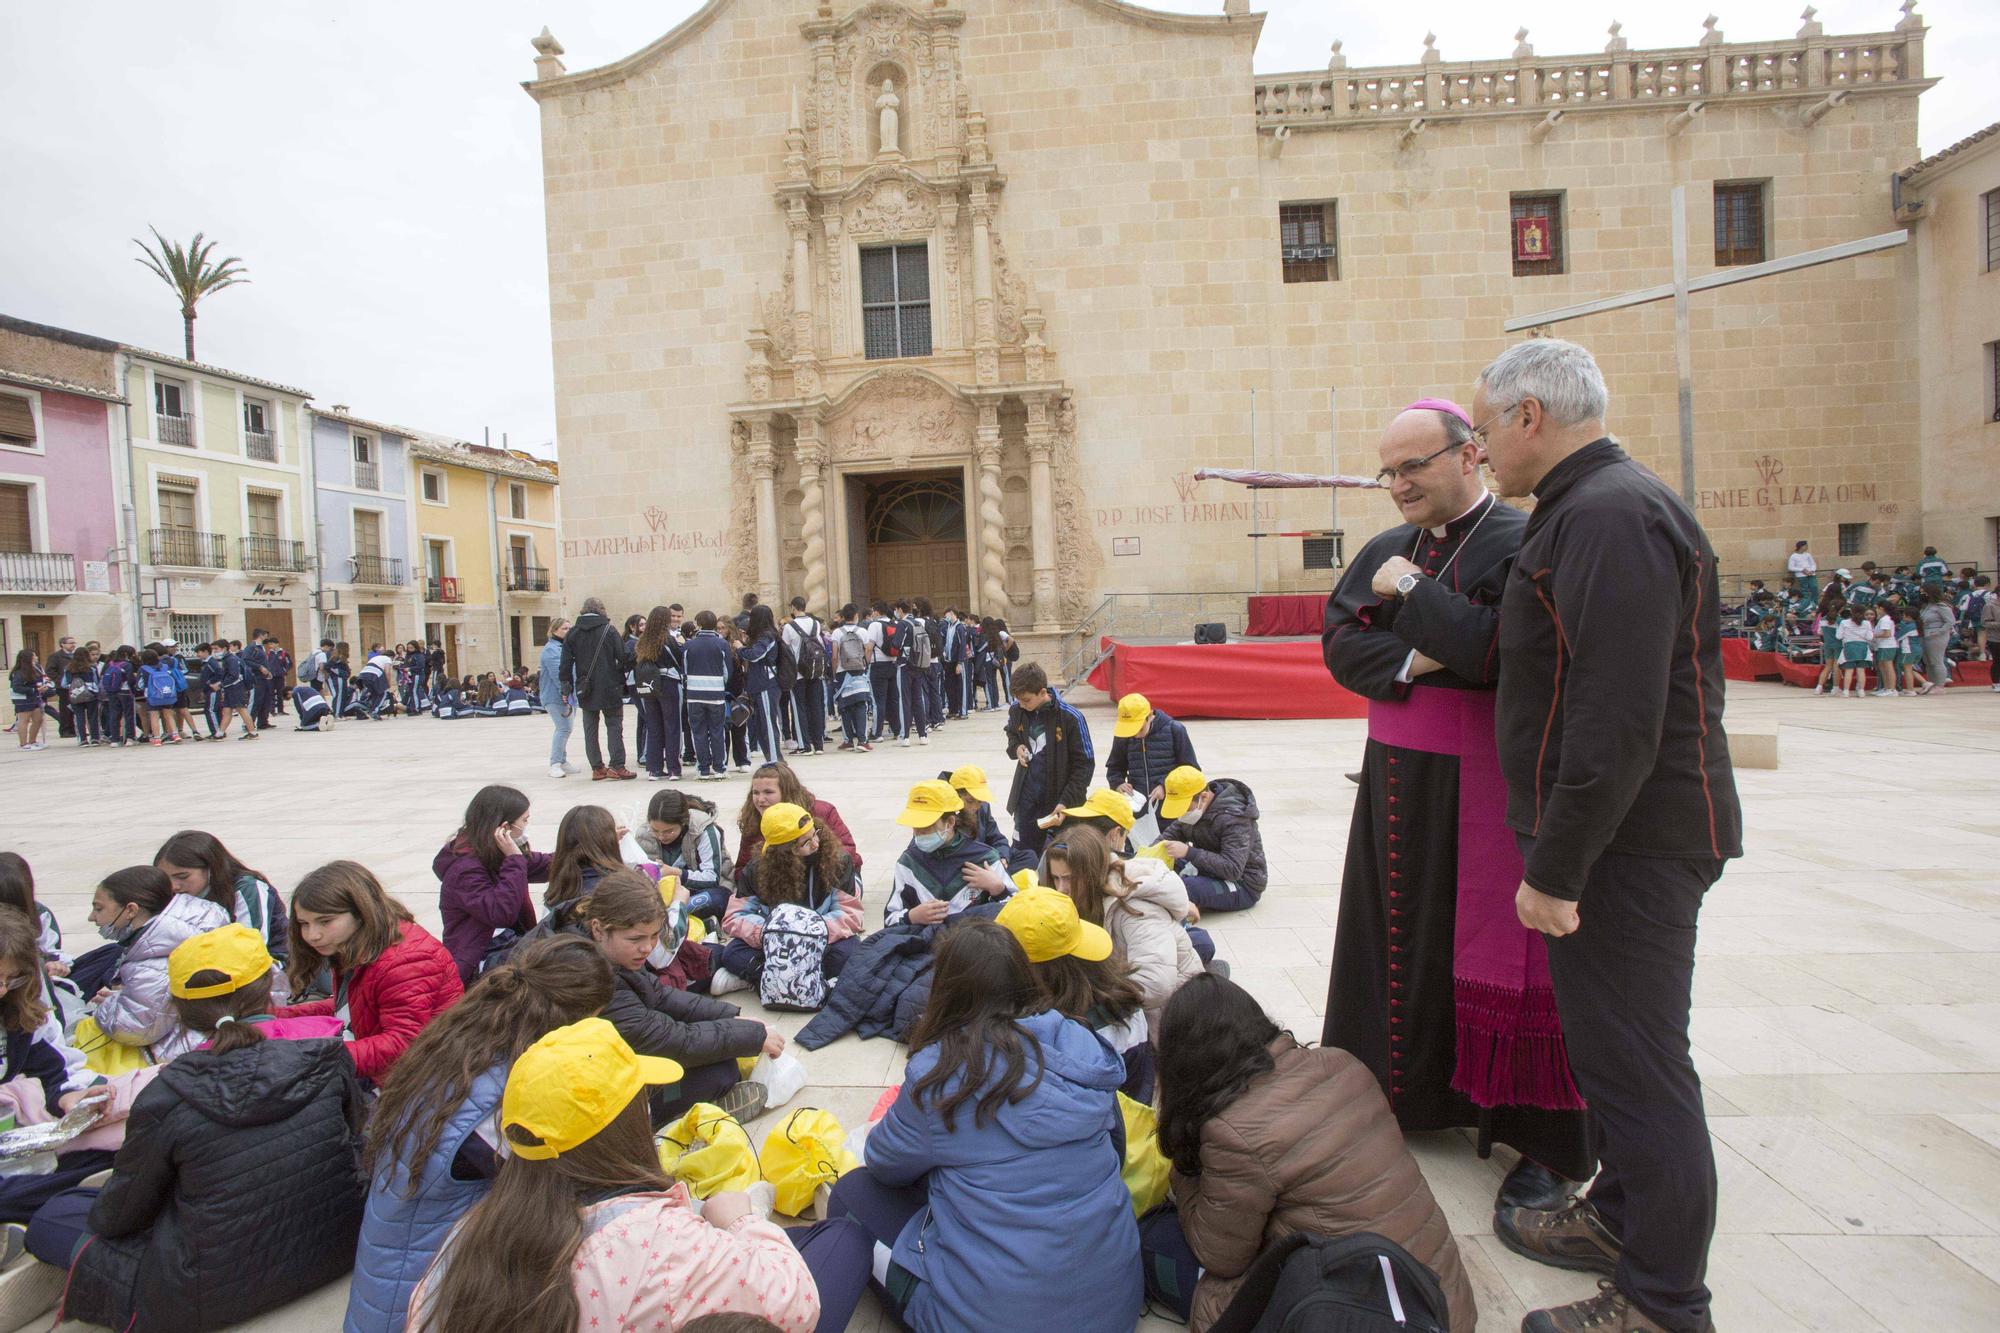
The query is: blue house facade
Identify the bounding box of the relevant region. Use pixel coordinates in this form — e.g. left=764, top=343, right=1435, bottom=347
left=310, top=406, right=416, bottom=653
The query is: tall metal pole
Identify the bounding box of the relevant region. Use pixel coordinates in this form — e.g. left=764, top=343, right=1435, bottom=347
left=1249, top=388, right=1260, bottom=595
left=1670, top=184, right=1697, bottom=505
left=1328, top=387, right=1339, bottom=558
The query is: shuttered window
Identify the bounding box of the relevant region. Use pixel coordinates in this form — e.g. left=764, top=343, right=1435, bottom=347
left=1279, top=202, right=1337, bottom=283
left=157, top=483, right=197, bottom=531
left=247, top=491, right=281, bottom=539
left=0, top=483, right=31, bottom=553
left=0, top=393, right=35, bottom=447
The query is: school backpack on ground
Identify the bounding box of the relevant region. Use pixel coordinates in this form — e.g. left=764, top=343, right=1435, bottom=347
left=141, top=664, right=179, bottom=708
left=760, top=903, right=831, bottom=1011
left=834, top=630, right=868, bottom=674
left=1206, top=1231, right=1451, bottom=1333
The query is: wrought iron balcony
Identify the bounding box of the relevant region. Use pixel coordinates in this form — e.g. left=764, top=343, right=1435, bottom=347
left=350, top=553, right=405, bottom=586
left=0, top=551, right=75, bottom=593
left=244, top=430, right=277, bottom=462
left=506, top=564, right=551, bottom=592
left=352, top=460, right=379, bottom=490
left=240, top=536, right=309, bottom=572
left=156, top=413, right=193, bottom=447
left=426, top=576, right=465, bottom=604
left=148, top=527, right=227, bottom=569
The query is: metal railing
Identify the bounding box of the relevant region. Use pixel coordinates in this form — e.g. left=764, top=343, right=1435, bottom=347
left=240, top=536, right=308, bottom=572
left=1059, top=591, right=1275, bottom=687
left=156, top=413, right=193, bottom=447
left=244, top=430, right=276, bottom=462
left=350, top=553, right=405, bottom=586
left=0, top=551, right=75, bottom=592
left=352, top=459, right=379, bottom=490
left=506, top=564, right=551, bottom=592
left=148, top=527, right=226, bottom=568
left=426, top=576, right=465, bottom=604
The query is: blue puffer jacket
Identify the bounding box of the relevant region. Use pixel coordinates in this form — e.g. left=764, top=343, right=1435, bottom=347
left=864, top=1009, right=1141, bottom=1333
left=344, top=1065, right=506, bottom=1333
left=1105, top=709, right=1198, bottom=795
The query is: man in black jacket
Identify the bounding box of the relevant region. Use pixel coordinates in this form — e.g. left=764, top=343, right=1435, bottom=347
left=560, top=597, right=636, bottom=780
left=1480, top=339, right=1741, bottom=1333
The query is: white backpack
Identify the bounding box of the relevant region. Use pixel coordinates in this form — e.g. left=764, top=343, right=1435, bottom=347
left=759, top=903, right=831, bottom=1011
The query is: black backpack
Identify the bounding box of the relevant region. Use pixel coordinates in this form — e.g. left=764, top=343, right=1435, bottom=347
left=1208, top=1232, right=1451, bottom=1333
left=879, top=619, right=905, bottom=660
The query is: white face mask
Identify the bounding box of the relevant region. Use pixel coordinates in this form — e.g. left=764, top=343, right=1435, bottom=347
left=1182, top=803, right=1205, bottom=826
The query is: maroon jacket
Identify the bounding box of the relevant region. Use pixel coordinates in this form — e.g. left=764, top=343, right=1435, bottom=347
left=733, top=798, right=862, bottom=874
left=433, top=837, right=553, bottom=983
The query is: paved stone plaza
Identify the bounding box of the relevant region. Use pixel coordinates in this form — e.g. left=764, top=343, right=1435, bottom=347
left=3, top=682, right=1998, bottom=1332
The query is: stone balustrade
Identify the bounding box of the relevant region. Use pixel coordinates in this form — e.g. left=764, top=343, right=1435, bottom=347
left=1254, top=27, right=1927, bottom=129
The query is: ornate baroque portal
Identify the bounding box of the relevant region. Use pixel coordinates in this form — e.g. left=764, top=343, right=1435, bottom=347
left=726, top=1, right=1098, bottom=629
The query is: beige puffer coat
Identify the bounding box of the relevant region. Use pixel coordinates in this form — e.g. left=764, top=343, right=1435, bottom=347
left=1105, top=856, right=1204, bottom=1034
left=1170, top=1037, right=1478, bottom=1332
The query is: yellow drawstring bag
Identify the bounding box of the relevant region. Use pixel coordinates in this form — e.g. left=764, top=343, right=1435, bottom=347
left=73, top=1018, right=152, bottom=1077
left=1131, top=843, right=1177, bottom=867
left=759, top=1107, right=860, bottom=1217
left=1118, top=1092, right=1171, bottom=1217
left=656, top=1103, right=762, bottom=1198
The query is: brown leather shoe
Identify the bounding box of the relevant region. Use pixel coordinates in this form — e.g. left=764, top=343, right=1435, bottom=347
left=591, top=766, right=611, bottom=781
left=1521, top=1280, right=1699, bottom=1332
left=1494, top=1197, right=1623, bottom=1277
left=610, top=767, right=638, bottom=780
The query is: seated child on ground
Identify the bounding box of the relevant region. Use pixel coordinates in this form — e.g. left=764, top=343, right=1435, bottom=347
left=435, top=784, right=551, bottom=984
left=885, top=779, right=1010, bottom=929
left=941, top=764, right=1038, bottom=873
left=1044, top=825, right=1202, bottom=1035
left=637, top=788, right=735, bottom=920
left=1155, top=767, right=1268, bottom=915
left=85, top=867, right=229, bottom=1063
left=0, top=908, right=102, bottom=1224
left=154, top=829, right=290, bottom=966
left=996, top=881, right=1154, bottom=1102
left=714, top=804, right=863, bottom=1006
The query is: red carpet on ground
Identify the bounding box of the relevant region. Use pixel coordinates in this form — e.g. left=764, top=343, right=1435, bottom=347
left=1245, top=593, right=1327, bottom=637
left=1720, top=637, right=1992, bottom=688
left=1087, top=638, right=1368, bottom=720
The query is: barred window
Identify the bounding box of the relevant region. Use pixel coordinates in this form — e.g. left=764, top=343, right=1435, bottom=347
left=1838, top=523, right=1867, bottom=558
left=861, top=244, right=932, bottom=360
left=1714, top=181, right=1768, bottom=266
left=1990, top=341, right=2000, bottom=423
left=1509, top=193, right=1565, bottom=277
left=1280, top=202, right=1337, bottom=283
left=1985, top=189, right=2000, bottom=273
left=169, top=614, right=216, bottom=647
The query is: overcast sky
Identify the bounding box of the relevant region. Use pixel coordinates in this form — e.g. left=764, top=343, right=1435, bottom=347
left=2, top=1, right=1987, bottom=458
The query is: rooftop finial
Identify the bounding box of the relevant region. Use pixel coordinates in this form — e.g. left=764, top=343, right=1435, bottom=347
left=1606, top=19, right=1628, bottom=52
left=1896, top=0, right=1923, bottom=32
left=1513, top=27, right=1534, bottom=58
left=531, top=26, right=566, bottom=79
left=1421, top=31, right=1440, bottom=63
left=1328, top=38, right=1347, bottom=71
left=1797, top=6, right=1823, bottom=37
left=1699, top=14, right=1724, bottom=45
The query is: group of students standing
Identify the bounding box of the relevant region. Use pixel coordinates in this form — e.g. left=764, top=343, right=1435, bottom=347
left=9, top=633, right=289, bottom=753
left=545, top=594, right=1022, bottom=783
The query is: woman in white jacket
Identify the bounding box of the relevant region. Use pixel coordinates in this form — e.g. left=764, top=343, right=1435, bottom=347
left=86, top=866, right=229, bottom=1062
left=1045, top=825, right=1202, bottom=1035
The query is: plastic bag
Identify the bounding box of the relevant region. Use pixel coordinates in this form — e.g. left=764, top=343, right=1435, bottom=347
left=747, top=1051, right=808, bottom=1108
left=1118, top=1092, right=1171, bottom=1218
left=656, top=1103, right=761, bottom=1198
left=759, top=1107, right=860, bottom=1217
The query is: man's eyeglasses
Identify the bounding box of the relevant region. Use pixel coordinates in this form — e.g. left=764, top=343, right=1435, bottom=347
left=1374, top=440, right=1468, bottom=487
left=1469, top=400, right=1522, bottom=447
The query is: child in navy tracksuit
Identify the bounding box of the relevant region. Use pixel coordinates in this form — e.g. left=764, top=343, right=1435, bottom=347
left=740, top=610, right=783, bottom=766
left=682, top=613, right=733, bottom=780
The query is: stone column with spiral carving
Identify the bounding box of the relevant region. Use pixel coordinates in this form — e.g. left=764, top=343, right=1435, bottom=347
left=974, top=400, right=1008, bottom=615
left=1024, top=393, right=1059, bottom=630
left=795, top=415, right=830, bottom=615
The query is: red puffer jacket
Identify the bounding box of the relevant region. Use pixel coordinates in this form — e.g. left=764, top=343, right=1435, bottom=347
left=275, top=920, right=462, bottom=1082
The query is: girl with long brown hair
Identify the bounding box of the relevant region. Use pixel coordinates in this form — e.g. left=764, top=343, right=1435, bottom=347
left=633, top=604, right=685, bottom=780
left=733, top=761, right=863, bottom=872
left=272, top=861, right=462, bottom=1083
left=825, top=921, right=1141, bottom=1333
left=713, top=804, right=863, bottom=998
left=28, top=922, right=369, bottom=1331
left=542, top=803, right=626, bottom=918
left=0, top=908, right=102, bottom=1224
left=1042, top=826, right=1203, bottom=1033
left=346, top=935, right=615, bottom=1333
left=408, top=1018, right=869, bottom=1333
left=435, top=783, right=549, bottom=984
left=153, top=828, right=289, bottom=962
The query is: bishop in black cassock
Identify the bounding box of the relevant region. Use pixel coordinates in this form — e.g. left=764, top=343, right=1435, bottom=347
left=1321, top=400, right=1592, bottom=1209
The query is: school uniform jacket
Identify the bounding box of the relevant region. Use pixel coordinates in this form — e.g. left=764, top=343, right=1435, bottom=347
left=683, top=629, right=733, bottom=705
left=1496, top=439, right=1742, bottom=900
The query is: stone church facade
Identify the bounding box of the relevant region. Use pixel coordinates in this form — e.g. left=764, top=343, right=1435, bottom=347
left=526, top=0, right=1937, bottom=643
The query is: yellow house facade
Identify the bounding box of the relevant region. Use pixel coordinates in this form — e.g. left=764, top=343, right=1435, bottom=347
left=122, top=347, right=315, bottom=656
left=407, top=435, right=560, bottom=678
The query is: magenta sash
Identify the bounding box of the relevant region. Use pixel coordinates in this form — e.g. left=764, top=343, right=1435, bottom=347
left=1369, top=688, right=1585, bottom=1111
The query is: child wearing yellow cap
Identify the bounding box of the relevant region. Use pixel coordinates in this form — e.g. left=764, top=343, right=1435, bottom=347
left=1042, top=827, right=1204, bottom=1037
left=409, top=1016, right=876, bottom=1333
left=885, top=780, right=1011, bottom=929
left=996, top=880, right=1155, bottom=1101
left=940, top=764, right=1039, bottom=874
left=1106, top=692, right=1200, bottom=809
left=1155, top=767, right=1269, bottom=915
left=712, top=803, right=864, bottom=1001
left=26, top=923, right=370, bottom=1332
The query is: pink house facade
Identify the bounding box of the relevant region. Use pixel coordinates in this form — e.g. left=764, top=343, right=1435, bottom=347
left=0, top=316, right=129, bottom=660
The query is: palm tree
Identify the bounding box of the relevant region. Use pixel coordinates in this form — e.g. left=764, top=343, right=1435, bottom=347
left=131, top=227, right=250, bottom=362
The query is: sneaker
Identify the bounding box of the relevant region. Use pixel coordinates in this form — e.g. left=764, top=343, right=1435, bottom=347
left=708, top=966, right=751, bottom=996
left=836, top=740, right=854, bottom=751
left=713, top=1081, right=770, bottom=1122
left=561, top=762, right=581, bottom=774
left=1493, top=1197, right=1622, bottom=1277
left=645, top=771, right=664, bottom=780
left=1918, top=682, right=1936, bottom=695
left=917, top=735, right=930, bottom=746
left=858, top=742, right=874, bottom=753
left=733, top=763, right=753, bottom=774
left=549, top=763, right=567, bottom=778
left=147, top=737, right=162, bottom=747
left=1522, top=1280, right=1688, bottom=1333
left=1872, top=688, right=1896, bottom=697
left=897, top=737, right=911, bottom=748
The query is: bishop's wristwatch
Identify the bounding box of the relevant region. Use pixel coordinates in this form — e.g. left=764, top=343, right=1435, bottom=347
left=1394, top=572, right=1423, bottom=597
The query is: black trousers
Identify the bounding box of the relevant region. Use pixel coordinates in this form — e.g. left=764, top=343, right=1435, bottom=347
left=582, top=703, right=626, bottom=770
left=1527, top=837, right=1723, bottom=1333
left=791, top=680, right=827, bottom=751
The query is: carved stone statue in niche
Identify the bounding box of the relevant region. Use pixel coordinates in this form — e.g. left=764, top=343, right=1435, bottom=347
left=876, top=78, right=901, bottom=157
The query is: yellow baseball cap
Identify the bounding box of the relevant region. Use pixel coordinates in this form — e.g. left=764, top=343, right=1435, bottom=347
left=945, top=764, right=994, bottom=805
left=761, top=801, right=814, bottom=848
left=896, top=778, right=964, bottom=828
left=500, top=1018, right=684, bottom=1161
left=997, top=885, right=1114, bottom=965
left=1113, top=693, right=1153, bottom=738
left=169, top=924, right=275, bottom=999
left=1063, top=787, right=1137, bottom=831
left=1159, top=765, right=1210, bottom=821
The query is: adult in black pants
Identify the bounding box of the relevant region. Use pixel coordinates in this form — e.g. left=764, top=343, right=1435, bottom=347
left=560, top=597, right=636, bottom=780
left=1481, top=339, right=1740, bottom=1333
left=48, top=636, right=76, bottom=737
